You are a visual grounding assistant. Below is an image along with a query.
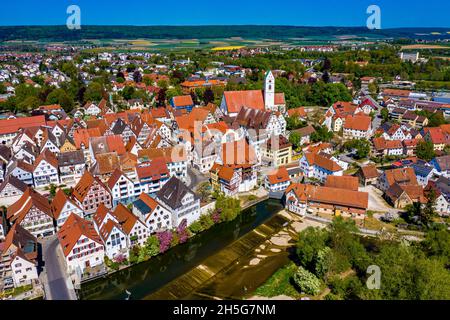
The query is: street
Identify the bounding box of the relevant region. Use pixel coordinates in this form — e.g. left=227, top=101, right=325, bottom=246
left=186, top=166, right=209, bottom=190
left=360, top=185, right=399, bottom=215
left=40, top=236, right=76, bottom=300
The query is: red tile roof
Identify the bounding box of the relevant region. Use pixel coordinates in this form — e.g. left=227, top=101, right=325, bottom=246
left=324, top=175, right=359, bottom=191
left=172, top=95, right=194, bottom=107
left=286, top=183, right=368, bottom=210
left=58, top=213, right=103, bottom=257
left=223, top=90, right=265, bottom=114
left=267, top=167, right=291, bottom=185
left=304, top=152, right=342, bottom=172
left=287, top=107, right=307, bottom=118
left=0, top=115, right=46, bottom=135
left=344, top=115, right=372, bottom=131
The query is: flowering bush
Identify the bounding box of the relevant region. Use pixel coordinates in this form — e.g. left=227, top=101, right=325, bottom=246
left=157, top=230, right=173, bottom=253
left=114, top=253, right=127, bottom=264
left=211, top=211, right=221, bottom=224
left=177, top=219, right=189, bottom=244
left=293, top=266, right=322, bottom=296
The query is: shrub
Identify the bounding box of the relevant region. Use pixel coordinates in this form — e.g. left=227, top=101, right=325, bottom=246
left=188, top=221, right=204, bottom=234
left=292, top=266, right=322, bottom=296
left=314, top=246, right=333, bottom=278
left=177, top=219, right=189, bottom=244
left=157, top=230, right=173, bottom=253
left=199, top=213, right=214, bottom=230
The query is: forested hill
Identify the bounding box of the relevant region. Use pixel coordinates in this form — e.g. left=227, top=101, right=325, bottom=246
left=0, top=25, right=449, bottom=41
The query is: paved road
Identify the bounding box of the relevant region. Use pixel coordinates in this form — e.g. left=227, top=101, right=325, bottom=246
left=186, top=167, right=208, bottom=190
left=360, top=185, right=399, bottom=214
left=41, top=236, right=73, bottom=300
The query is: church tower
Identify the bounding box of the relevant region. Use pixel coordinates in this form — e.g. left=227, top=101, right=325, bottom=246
left=264, top=70, right=275, bottom=111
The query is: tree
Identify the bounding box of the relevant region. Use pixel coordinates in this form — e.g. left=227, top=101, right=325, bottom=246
left=289, top=131, right=301, bottom=149
left=368, top=82, right=379, bottom=96
left=343, top=139, right=370, bottom=159
left=322, top=71, right=330, bottom=83
left=416, top=140, right=435, bottom=162
left=203, top=88, right=214, bottom=104
left=296, top=227, right=329, bottom=269
left=293, top=266, right=322, bottom=295
left=133, top=70, right=142, bottom=83
left=420, top=190, right=437, bottom=227
left=156, top=88, right=167, bottom=107
left=314, top=246, right=333, bottom=278
left=422, top=225, right=450, bottom=266
left=380, top=107, right=389, bottom=123
left=215, top=193, right=241, bottom=222
left=121, top=86, right=136, bottom=101
left=0, top=82, right=7, bottom=94
left=46, top=88, right=74, bottom=112
left=311, top=125, right=334, bottom=143
left=17, top=96, right=41, bottom=112
left=140, top=236, right=159, bottom=260
left=84, top=82, right=103, bottom=103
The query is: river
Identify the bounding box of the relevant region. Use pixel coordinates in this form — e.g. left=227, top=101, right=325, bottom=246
left=78, top=199, right=285, bottom=300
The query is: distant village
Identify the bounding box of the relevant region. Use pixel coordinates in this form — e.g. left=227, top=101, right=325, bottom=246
left=0, top=44, right=449, bottom=300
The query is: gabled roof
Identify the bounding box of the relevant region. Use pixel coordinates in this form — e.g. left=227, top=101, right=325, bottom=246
left=136, top=157, right=169, bottom=181
left=373, top=137, right=402, bottom=151
left=423, top=127, right=446, bottom=144
left=304, top=152, right=342, bottom=172
left=73, top=127, right=102, bottom=148
left=221, top=139, right=257, bottom=166
left=359, top=165, right=380, bottom=179
left=107, top=168, right=130, bottom=190
left=267, top=167, right=291, bottom=185
left=384, top=167, right=418, bottom=187
left=385, top=183, right=426, bottom=204
left=292, top=125, right=315, bottom=137
left=58, top=150, right=85, bottom=166
left=285, top=183, right=368, bottom=210
left=89, top=135, right=126, bottom=155
left=172, top=95, right=194, bottom=107
left=156, top=176, right=197, bottom=210
left=110, top=203, right=140, bottom=235
left=58, top=213, right=103, bottom=257
left=133, top=192, right=160, bottom=215
left=287, top=107, right=307, bottom=118
left=411, top=164, right=434, bottom=177
left=100, top=219, right=124, bottom=240
left=33, top=149, right=58, bottom=170
left=51, top=189, right=81, bottom=220
left=324, top=175, right=359, bottom=191
left=7, top=188, right=52, bottom=223
left=73, top=171, right=109, bottom=202
left=432, top=155, right=450, bottom=172
left=344, top=115, right=371, bottom=131
left=0, top=115, right=46, bottom=135
left=223, top=90, right=265, bottom=114
left=0, top=175, right=28, bottom=194
left=1, top=224, right=37, bottom=261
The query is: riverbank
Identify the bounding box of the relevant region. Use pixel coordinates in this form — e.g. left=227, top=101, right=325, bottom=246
left=184, top=210, right=325, bottom=300
left=78, top=199, right=283, bottom=300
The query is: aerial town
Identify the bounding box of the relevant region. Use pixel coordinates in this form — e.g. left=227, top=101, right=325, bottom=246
left=0, top=30, right=449, bottom=301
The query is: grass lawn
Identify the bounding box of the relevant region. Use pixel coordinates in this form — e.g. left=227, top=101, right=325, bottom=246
left=254, top=262, right=301, bottom=298
left=0, top=284, right=33, bottom=298
left=363, top=216, right=396, bottom=232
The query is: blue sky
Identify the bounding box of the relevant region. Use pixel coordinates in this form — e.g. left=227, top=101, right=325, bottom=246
left=1, top=0, right=449, bottom=28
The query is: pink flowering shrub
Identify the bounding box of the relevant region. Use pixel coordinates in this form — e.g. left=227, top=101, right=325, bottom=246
left=177, top=219, right=189, bottom=244
left=157, top=230, right=173, bottom=253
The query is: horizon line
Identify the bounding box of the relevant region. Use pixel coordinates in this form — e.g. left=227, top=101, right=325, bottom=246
left=0, top=24, right=450, bottom=29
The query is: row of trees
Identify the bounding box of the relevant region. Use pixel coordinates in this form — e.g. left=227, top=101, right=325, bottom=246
left=292, top=217, right=450, bottom=299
